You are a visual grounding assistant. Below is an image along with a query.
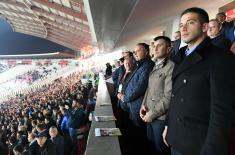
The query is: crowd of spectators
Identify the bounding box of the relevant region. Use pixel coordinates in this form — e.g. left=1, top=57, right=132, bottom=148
left=0, top=71, right=97, bottom=155
left=15, top=67, right=58, bottom=84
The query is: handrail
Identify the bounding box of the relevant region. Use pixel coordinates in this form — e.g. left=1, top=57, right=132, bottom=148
left=85, top=73, right=121, bottom=155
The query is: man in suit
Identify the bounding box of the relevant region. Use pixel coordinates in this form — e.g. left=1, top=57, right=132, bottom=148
left=140, top=36, right=174, bottom=154
left=163, top=7, right=235, bottom=155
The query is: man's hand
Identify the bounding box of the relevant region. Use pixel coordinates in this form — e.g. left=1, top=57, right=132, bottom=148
left=142, top=112, right=153, bottom=123
left=117, top=93, right=124, bottom=102
left=140, top=105, right=146, bottom=119
left=162, top=126, right=169, bottom=146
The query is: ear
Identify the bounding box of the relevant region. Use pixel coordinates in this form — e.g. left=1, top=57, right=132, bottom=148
left=202, top=23, right=208, bottom=33
left=166, top=46, right=172, bottom=54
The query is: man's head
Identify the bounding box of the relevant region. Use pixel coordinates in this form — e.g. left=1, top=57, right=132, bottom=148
left=119, top=57, right=125, bottom=65
left=13, top=145, right=24, bottom=155
left=153, top=36, right=171, bottom=59
left=114, top=60, right=120, bottom=68
left=49, top=126, right=58, bottom=138
left=216, top=12, right=226, bottom=23
left=123, top=51, right=133, bottom=59
left=124, top=57, right=134, bottom=72
left=28, top=132, right=36, bottom=143
left=36, top=123, right=46, bottom=133
left=207, top=19, right=221, bottom=38
left=174, top=31, right=181, bottom=40
left=72, top=99, right=82, bottom=108
left=134, top=43, right=149, bottom=61
left=180, top=7, right=209, bottom=47
left=36, top=131, right=47, bottom=147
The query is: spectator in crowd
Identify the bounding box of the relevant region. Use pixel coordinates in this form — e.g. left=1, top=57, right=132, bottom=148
left=216, top=12, right=235, bottom=43
left=171, top=31, right=187, bottom=56
left=117, top=57, right=136, bottom=112
left=115, top=51, right=134, bottom=94
left=36, top=131, right=56, bottom=155
left=16, top=131, right=28, bottom=147
left=163, top=7, right=235, bottom=155
left=13, top=144, right=27, bottom=155
left=105, top=63, right=112, bottom=78
left=207, top=19, right=231, bottom=50
left=49, top=126, right=64, bottom=155
left=112, top=60, right=121, bottom=90
left=25, top=132, right=39, bottom=155
left=8, top=136, right=17, bottom=155
left=60, top=108, right=70, bottom=155
left=65, top=99, right=86, bottom=155
left=140, top=36, right=174, bottom=155
left=118, top=43, right=154, bottom=127
left=23, top=116, right=32, bottom=132
left=174, top=31, right=181, bottom=40
left=44, top=117, right=56, bottom=131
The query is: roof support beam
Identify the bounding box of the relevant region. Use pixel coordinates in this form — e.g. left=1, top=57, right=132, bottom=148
left=0, top=7, right=35, bottom=18
left=33, top=0, right=87, bottom=21
left=0, top=0, right=27, bottom=9
left=14, top=27, right=45, bottom=35
left=46, top=24, right=90, bottom=42
left=5, top=15, right=38, bottom=22
left=12, top=23, right=44, bottom=31
left=33, top=7, right=89, bottom=32
left=8, top=19, right=43, bottom=28
left=41, top=18, right=90, bottom=38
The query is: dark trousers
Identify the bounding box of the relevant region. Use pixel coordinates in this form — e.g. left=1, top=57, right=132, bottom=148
left=147, top=119, right=170, bottom=154
left=171, top=148, right=184, bottom=155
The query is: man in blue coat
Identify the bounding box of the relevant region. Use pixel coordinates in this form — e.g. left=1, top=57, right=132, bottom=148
left=118, top=43, right=154, bottom=127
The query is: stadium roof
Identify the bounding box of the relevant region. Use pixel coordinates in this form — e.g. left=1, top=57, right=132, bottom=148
left=0, top=0, right=91, bottom=51
left=0, top=0, right=232, bottom=56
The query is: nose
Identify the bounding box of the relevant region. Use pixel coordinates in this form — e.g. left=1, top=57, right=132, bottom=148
left=180, top=24, right=187, bottom=32
left=155, top=45, right=159, bottom=51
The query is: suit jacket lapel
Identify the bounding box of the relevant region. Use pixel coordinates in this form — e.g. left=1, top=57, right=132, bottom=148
left=172, top=37, right=211, bottom=79
left=172, top=50, right=202, bottom=79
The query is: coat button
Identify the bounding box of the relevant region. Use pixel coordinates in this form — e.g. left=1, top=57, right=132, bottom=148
left=183, top=79, right=187, bottom=84
left=171, top=94, right=174, bottom=98
left=180, top=98, right=184, bottom=102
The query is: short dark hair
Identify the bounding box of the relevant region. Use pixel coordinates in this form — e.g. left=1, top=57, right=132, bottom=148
left=137, top=43, right=150, bottom=52
left=119, top=57, right=125, bottom=63
left=181, top=7, right=209, bottom=24
left=153, top=36, right=172, bottom=47
left=13, top=145, right=24, bottom=153
left=124, top=51, right=133, bottom=57
left=217, top=12, right=226, bottom=17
